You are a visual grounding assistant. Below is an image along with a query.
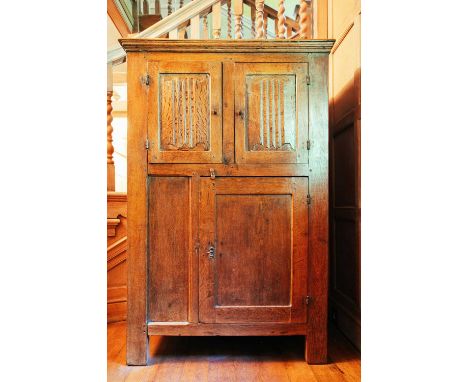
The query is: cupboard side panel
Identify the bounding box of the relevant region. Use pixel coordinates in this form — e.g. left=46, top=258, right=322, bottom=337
left=148, top=177, right=191, bottom=322
left=126, top=52, right=149, bottom=365
left=306, top=54, right=329, bottom=364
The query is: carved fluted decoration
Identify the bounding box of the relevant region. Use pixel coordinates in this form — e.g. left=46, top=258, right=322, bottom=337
left=277, top=0, right=286, bottom=38
left=299, top=0, right=309, bottom=39
left=227, top=0, right=232, bottom=39
left=167, top=0, right=173, bottom=15
left=255, top=0, right=265, bottom=39
left=107, top=91, right=115, bottom=191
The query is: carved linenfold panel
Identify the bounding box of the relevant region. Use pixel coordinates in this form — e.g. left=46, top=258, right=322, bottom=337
left=245, top=75, right=296, bottom=152
left=159, top=74, right=210, bottom=152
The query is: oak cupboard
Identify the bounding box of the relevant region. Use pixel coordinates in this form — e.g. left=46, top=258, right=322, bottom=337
left=120, top=39, right=334, bottom=365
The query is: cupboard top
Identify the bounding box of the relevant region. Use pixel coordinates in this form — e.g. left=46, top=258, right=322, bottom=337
left=119, top=39, right=335, bottom=54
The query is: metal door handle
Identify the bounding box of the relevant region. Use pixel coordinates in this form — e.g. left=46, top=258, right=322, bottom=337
left=206, top=246, right=215, bottom=259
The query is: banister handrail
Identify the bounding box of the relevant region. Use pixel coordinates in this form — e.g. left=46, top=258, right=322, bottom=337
left=108, top=0, right=222, bottom=65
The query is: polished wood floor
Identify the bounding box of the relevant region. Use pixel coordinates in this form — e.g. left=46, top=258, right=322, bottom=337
left=108, top=322, right=360, bottom=381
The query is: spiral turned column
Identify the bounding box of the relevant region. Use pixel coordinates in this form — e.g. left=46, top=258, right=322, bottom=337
left=227, top=0, right=232, bottom=39
left=107, top=91, right=115, bottom=191
left=299, top=0, right=310, bottom=39
left=277, top=0, right=286, bottom=38
left=255, top=0, right=265, bottom=39
left=212, top=2, right=221, bottom=39
left=167, top=0, right=173, bottom=15
left=233, top=0, right=243, bottom=39
left=234, top=15, right=243, bottom=39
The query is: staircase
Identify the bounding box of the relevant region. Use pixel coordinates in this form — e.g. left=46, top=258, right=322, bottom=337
left=107, top=0, right=322, bottom=323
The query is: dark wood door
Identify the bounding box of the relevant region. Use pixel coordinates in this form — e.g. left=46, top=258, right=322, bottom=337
left=199, top=177, right=309, bottom=323
left=234, top=62, right=309, bottom=164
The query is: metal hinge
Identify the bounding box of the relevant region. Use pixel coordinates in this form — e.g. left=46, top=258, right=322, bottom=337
left=307, top=194, right=311, bottom=205
left=145, top=139, right=149, bottom=150
left=307, top=140, right=311, bottom=150
left=306, top=75, right=311, bottom=85
left=142, top=73, right=150, bottom=86
left=305, top=296, right=311, bottom=305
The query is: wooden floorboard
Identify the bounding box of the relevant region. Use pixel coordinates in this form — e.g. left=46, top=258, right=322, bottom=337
left=107, top=322, right=361, bottom=381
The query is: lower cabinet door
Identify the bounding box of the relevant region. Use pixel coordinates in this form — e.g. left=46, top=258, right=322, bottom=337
left=199, top=177, right=309, bottom=323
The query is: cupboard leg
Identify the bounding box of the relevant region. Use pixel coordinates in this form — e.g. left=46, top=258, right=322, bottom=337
left=126, top=324, right=148, bottom=365
left=305, top=330, right=328, bottom=364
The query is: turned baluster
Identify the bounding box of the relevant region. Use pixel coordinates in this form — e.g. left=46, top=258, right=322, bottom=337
left=107, top=95, right=115, bottom=191
left=227, top=0, right=232, bottom=39
left=277, top=0, right=286, bottom=38
left=212, top=2, right=222, bottom=39
left=202, top=14, right=209, bottom=38
left=233, top=0, right=243, bottom=39
left=179, top=0, right=183, bottom=10
left=190, top=0, right=200, bottom=39
left=250, top=4, right=256, bottom=37
left=143, top=0, right=148, bottom=15
left=107, top=64, right=115, bottom=192
left=167, top=0, right=173, bottom=15
left=255, top=0, right=265, bottom=39
left=299, top=0, right=310, bottom=39
left=154, top=0, right=161, bottom=17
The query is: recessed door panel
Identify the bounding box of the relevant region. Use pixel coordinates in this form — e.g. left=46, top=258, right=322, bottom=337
left=199, top=177, right=309, bottom=324
left=234, top=62, right=309, bottom=164
left=147, top=61, right=223, bottom=163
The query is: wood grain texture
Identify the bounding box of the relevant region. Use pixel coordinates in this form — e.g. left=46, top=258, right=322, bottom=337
left=199, top=177, right=308, bottom=324
left=107, top=191, right=128, bottom=323
left=108, top=322, right=361, bottom=381
left=222, top=61, right=235, bottom=164
left=123, top=41, right=334, bottom=365
left=306, top=53, right=329, bottom=364
left=234, top=62, right=309, bottom=164
left=147, top=322, right=307, bottom=336
left=120, top=39, right=335, bottom=54
left=148, top=163, right=310, bottom=177
left=216, top=194, right=291, bottom=306
left=159, top=74, right=210, bottom=151
left=147, top=61, right=223, bottom=163
left=126, top=52, right=149, bottom=365
left=148, top=177, right=190, bottom=322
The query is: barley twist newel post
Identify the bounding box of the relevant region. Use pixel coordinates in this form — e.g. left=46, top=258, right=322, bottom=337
left=107, top=90, right=115, bottom=191
left=255, top=0, right=265, bottom=39
left=233, top=0, right=243, bottom=39
left=299, top=0, right=310, bottom=39
left=212, top=2, right=222, bottom=39
left=277, top=0, right=286, bottom=38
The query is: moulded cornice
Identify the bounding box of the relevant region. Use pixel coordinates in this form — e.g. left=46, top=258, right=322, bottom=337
left=119, top=38, right=335, bottom=54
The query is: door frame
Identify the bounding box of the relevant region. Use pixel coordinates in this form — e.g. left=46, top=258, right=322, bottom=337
left=198, top=176, right=309, bottom=324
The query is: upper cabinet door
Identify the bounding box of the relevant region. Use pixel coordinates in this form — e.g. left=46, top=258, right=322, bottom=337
left=147, top=61, right=223, bottom=163
left=234, top=62, right=309, bottom=164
